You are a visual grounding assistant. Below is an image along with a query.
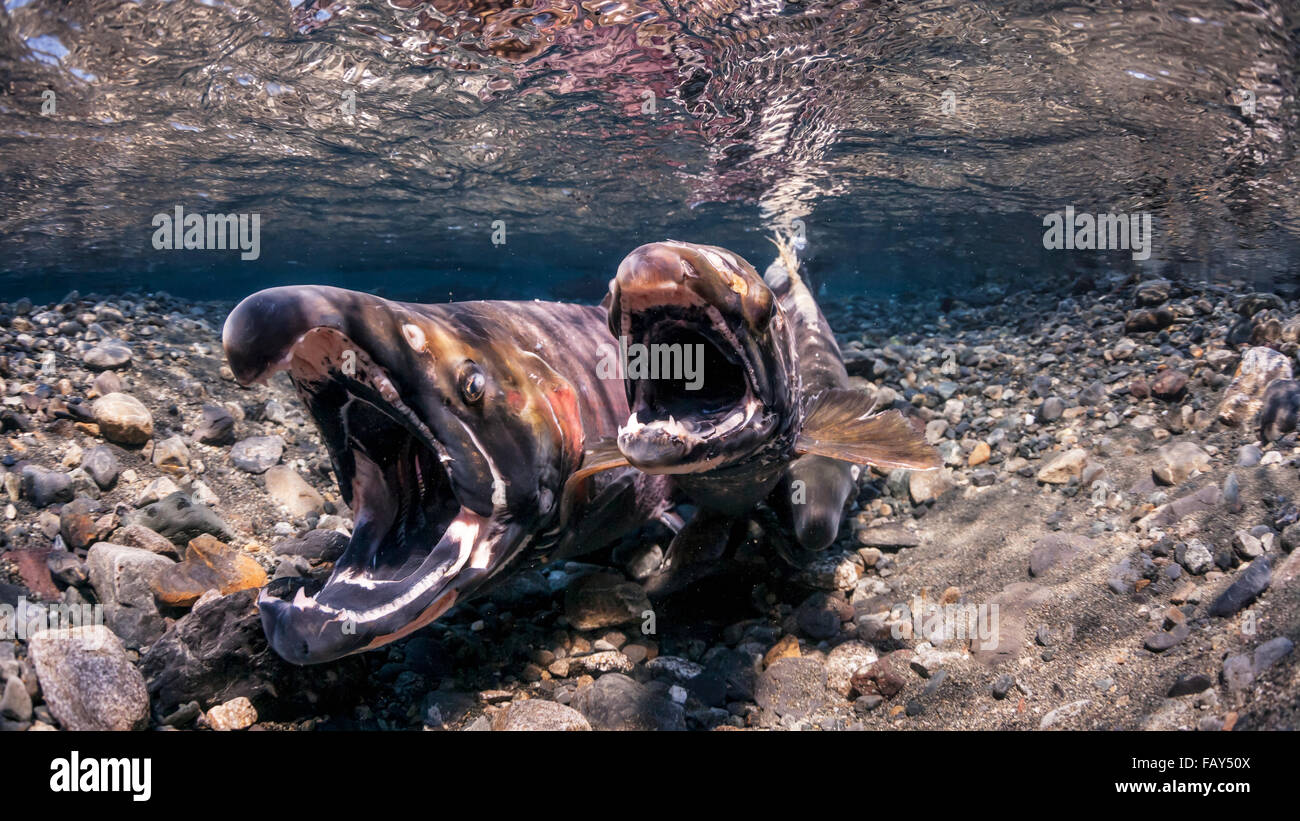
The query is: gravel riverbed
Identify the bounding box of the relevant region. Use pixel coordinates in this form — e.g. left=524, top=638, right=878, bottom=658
left=1, top=271, right=1297, bottom=731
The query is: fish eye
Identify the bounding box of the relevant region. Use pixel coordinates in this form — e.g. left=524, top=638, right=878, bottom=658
left=459, top=362, right=486, bottom=404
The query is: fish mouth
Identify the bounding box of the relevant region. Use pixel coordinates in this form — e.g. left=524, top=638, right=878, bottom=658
left=611, top=242, right=785, bottom=473
left=223, top=290, right=522, bottom=664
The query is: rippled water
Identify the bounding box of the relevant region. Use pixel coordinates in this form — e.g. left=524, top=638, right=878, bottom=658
left=1, top=0, right=1297, bottom=302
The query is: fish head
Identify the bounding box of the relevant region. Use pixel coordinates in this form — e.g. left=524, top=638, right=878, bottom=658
left=223, top=286, right=583, bottom=663
left=606, top=240, right=799, bottom=474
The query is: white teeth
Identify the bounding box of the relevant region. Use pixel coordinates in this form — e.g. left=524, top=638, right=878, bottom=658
left=660, top=416, right=691, bottom=439
left=619, top=412, right=644, bottom=438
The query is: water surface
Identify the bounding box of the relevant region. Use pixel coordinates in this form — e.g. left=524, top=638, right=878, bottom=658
left=1, top=0, right=1296, bottom=301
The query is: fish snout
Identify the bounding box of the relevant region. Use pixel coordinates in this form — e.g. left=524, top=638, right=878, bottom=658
left=612, top=241, right=773, bottom=333
left=257, top=588, right=358, bottom=665
left=222, top=286, right=359, bottom=384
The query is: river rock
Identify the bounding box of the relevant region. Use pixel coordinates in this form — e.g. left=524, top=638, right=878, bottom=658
left=20, top=465, right=73, bottom=508
left=1134, top=279, right=1170, bottom=306
left=756, top=656, right=832, bottom=719
left=564, top=573, right=650, bottom=630
left=92, top=393, right=153, bottom=445
left=130, top=491, right=232, bottom=544
left=230, top=435, right=283, bottom=474
left=273, top=529, right=348, bottom=562
left=59, top=495, right=106, bottom=551
left=909, top=468, right=953, bottom=503
left=205, top=696, right=258, bottom=730
left=1259, top=379, right=1300, bottom=442
left=1218, top=346, right=1292, bottom=426
left=151, top=534, right=269, bottom=607
left=86, top=542, right=175, bottom=648
left=27, top=625, right=149, bottom=731
left=151, top=435, right=191, bottom=474
left=491, top=699, right=591, bottom=731
left=264, top=465, right=325, bottom=518
left=1124, top=308, right=1174, bottom=333
left=82, top=445, right=120, bottom=490
left=193, top=404, right=235, bottom=446
left=824, top=641, right=877, bottom=697
left=1037, top=448, right=1089, bottom=484
left=1206, top=556, right=1271, bottom=618
left=1152, top=441, right=1210, bottom=485
left=82, top=339, right=132, bottom=371
left=850, top=649, right=911, bottom=698
left=569, top=673, right=684, bottom=731
left=1150, top=369, right=1188, bottom=401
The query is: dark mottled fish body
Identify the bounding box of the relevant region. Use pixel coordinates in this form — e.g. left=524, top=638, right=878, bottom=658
left=223, top=286, right=670, bottom=663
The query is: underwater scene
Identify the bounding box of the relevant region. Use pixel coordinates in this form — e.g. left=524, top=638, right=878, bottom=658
left=1, top=0, right=1299, bottom=742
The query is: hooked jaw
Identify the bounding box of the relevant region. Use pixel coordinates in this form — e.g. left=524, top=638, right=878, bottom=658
left=610, top=242, right=789, bottom=473
left=223, top=288, right=524, bottom=664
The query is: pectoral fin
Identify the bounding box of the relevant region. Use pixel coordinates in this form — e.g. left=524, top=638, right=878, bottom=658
left=796, top=389, right=940, bottom=470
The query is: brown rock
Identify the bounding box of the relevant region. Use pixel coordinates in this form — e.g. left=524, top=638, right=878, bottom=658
left=763, top=634, right=801, bottom=668
left=1124, top=308, right=1175, bottom=334
left=151, top=436, right=191, bottom=474
left=151, top=534, right=269, bottom=607
left=205, top=696, right=257, bottom=731
left=1037, top=448, right=1089, bottom=484
left=2, top=547, right=58, bottom=600
left=909, top=468, right=954, bottom=504
left=115, top=523, right=179, bottom=556
left=263, top=465, right=325, bottom=519
left=563, top=573, right=651, bottom=630
left=59, top=496, right=106, bottom=551
left=91, top=393, right=153, bottom=446
left=850, top=649, right=913, bottom=698
left=491, top=699, right=591, bottom=731
left=1151, top=369, right=1189, bottom=401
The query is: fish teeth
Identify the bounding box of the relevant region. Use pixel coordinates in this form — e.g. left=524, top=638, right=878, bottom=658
left=619, top=412, right=644, bottom=438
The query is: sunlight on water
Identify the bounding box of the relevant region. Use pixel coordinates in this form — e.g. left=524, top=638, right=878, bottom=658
left=0, top=0, right=1296, bottom=300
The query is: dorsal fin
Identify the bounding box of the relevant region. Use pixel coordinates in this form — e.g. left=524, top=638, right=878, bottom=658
left=795, top=389, right=940, bottom=470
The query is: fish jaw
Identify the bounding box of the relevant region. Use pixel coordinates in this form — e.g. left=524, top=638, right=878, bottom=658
left=223, top=287, right=560, bottom=663
left=608, top=241, right=800, bottom=474
left=258, top=508, right=524, bottom=664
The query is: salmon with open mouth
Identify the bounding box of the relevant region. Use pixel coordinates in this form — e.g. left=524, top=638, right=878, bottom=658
left=597, top=238, right=940, bottom=592
left=223, top=286, right=673, bottom=664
